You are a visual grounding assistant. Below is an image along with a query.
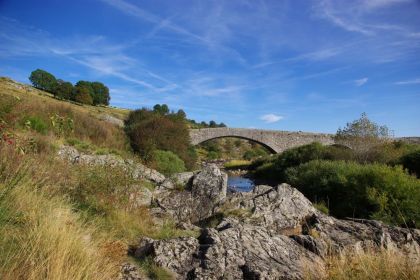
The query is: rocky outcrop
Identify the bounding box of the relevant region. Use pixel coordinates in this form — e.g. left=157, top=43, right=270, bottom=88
left=135, top=219, right=324, bottom=279
left=57, top=145, right=165, bottom=184
left=155, top=164, right=228, bottom=224
left=98, top=114, right=124, bottom=127
left=133, top=182, right=420, bottom=279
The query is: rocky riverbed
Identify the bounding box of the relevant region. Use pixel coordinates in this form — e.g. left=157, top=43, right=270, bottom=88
left=139, top=165, right=420, bottom=279
left=58, top=147, right=420, bottom=280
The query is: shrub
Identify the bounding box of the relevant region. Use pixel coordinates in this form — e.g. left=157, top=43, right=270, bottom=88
left=152, top=150, right=186, bottom=176
left=125, top=107, right=196, bottom=169
left=252, top=142, right=329, bottom=182
left=398, top=149, right=420, bottom=178
left=23, top=115, right=49, bottom=135
left=285, top=160, right=420, bottom=227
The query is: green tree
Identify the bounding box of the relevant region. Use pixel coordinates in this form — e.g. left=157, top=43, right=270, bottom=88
left=55, top=80, right=74, bottom=100
left=153, top=104, right=169, bottom=115
left=29, top=69, right=58, bottom=94
left=335, top=113, right=392, bottom=161
left=91, top=82, right=110, bottom=105
left=176, top=109, right=187, bottom=119
left=74, top=85, right=93, bottom=105
left=209, top=120, right=217, bottom=128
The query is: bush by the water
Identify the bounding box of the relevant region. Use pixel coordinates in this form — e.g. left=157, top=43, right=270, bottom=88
left=251, top=142, right=335, bottom=182
left=152, top=150, right=186, bottom=176
left=285, top=160, right=420, bottom=227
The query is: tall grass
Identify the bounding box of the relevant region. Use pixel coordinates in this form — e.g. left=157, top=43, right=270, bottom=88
left=0, top=183, right=122, bottom=280
left=319, top=248, right=420, bottom=280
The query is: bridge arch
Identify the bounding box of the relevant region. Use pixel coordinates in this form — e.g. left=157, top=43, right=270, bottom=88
left=196, top=135, right=278, bottom=154
left=189, top=128, right=335, bottom=154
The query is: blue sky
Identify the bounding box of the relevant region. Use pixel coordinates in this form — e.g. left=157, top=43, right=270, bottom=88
left=1, top=0, right=419, bottom=136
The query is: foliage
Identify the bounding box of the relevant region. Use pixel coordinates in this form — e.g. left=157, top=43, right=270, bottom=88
left=243, top=146, right=269, bottom=160
left=285, top=160, right=420, bottom=227
left=398, top=149, right=420, bottom=178
left=29, top=69, right=57, bottom=93
left=50, top=113, right=74, bottom=136
left=90, top=81, right=110, bottom=105
left=152, top=150, right=186, bottom=176
left=252, top=142, right=328, bottom=182
left=23, top=115, right=49, bottom=135
left=55, top=80, right=74, bottom=100
left=28, top=69, right=110, bottom=105
left=335, top=113, right=392, bottom=162
left=188, top=119, right=227, bottom=128
left=74, top=84, right=94, bottom=105
left=125, top=107, right=196, bottom=169
left=153, top=104, right=169, bottom=115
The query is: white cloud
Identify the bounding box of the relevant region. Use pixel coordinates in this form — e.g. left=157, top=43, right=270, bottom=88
left=354, top=77, right=368, bottom=86
left=394, top=78, right=420, bottom=85
left=260, top=114, right=284, bottom=123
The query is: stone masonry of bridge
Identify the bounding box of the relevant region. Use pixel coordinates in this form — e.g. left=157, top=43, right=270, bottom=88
left=189, top=128, right=335, bottom=153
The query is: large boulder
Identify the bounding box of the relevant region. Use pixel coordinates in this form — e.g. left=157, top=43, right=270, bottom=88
left=221, top=183, right=420, bottom=258
left=134, top=237, right=200, bottom=279
left=155, top=164, right=228, bottom=223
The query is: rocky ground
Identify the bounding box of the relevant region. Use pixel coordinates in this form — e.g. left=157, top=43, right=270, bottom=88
left=58, top=146, right=420, bottom=280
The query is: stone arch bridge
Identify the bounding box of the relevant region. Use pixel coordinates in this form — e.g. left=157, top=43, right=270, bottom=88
left=189, top=128, right=335, bottom=153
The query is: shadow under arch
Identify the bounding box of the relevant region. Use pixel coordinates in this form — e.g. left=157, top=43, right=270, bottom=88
left=195, top=135, right=278, bottom=154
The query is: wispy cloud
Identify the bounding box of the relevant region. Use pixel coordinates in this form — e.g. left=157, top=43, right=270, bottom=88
left=314, top=0, right=414, bottom=35
left=260, top=114, right=284, bottom=123
left=0, top=17, right=176, bottom=92
left=394, top=78, right=420, bottom=85
left=354, top=77, right=368, bottom=86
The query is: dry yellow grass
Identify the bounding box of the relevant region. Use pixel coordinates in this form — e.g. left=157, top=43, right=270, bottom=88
left=305, top=248, right=420, bottom=280
left=0, top=183, right=122, bottom=280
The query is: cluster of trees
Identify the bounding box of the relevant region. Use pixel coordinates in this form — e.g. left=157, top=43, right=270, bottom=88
left=249, top=113, right=420, bottom=228
left=29, top=69, right=110, bottom=106
left=125, top=104, right=197, bottom=174
left=189, top=119, right=227, bottom=128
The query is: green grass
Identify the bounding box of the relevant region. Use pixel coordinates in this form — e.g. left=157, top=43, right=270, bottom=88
left=224, top=159, right=251, bottom=169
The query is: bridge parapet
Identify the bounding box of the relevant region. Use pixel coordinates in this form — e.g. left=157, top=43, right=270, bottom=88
left=189, top=128, right=334, bottom=153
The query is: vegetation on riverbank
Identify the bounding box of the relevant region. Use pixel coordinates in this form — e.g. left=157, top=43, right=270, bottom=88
left=249, top=114, right=420, bottom=228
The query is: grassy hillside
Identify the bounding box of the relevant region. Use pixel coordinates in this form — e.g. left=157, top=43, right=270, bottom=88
left=0, top=77, right=195, bottom=279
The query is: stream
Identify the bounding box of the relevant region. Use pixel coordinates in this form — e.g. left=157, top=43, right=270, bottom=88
left=227, top=174, right=255, bottom=192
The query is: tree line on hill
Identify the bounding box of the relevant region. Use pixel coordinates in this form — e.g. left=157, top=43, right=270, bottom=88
left=29, top=69, right=110, bottom=106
